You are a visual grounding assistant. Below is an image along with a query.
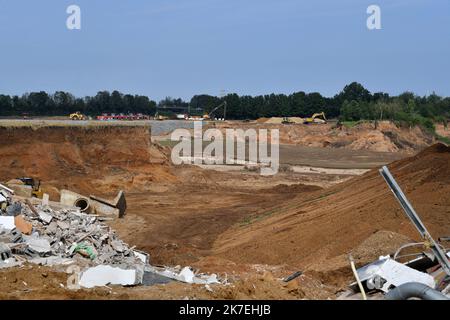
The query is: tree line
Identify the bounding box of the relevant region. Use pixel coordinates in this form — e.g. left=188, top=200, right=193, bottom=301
left=0, top=83, right=448, bottom=128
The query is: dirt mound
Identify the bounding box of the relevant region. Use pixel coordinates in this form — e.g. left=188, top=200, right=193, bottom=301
left=264, top=183, right=322, bottom=194
left=0, top=125, right=175, bottom=197
left=213, top=143, right=450, bottom=274
left=211, top=121, right=434, bottom=153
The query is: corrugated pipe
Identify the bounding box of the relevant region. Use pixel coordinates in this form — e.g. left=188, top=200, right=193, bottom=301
left=385, top=282, right=449, bottom=300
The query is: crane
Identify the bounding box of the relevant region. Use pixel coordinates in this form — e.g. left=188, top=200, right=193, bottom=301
left=204, top=101, right=227, bottom=120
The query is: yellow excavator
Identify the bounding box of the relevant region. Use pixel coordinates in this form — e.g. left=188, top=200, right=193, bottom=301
left=69, top=111, right=86, bottom=120
left=304, top=112, right=327, bottom=124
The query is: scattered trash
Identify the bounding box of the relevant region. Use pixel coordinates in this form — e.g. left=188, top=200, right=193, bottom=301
left=345, top=167, right=450, bottom=300
left=283, top=271, right=303, bottom=282
left=0, top=187, right=221, bottom=291
left=72, top=242, right=97, bottom=260
left=350, top=256, right=436, bottom=293
left=145, top=265, right=220, bottom=285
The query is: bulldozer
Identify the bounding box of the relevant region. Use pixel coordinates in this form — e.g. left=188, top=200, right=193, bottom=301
left=15, top=177, right=43, bottom=199
left=282, top=117, right=294, bottom=124
left=303, top=112, right=327, bottom=124
left=69, top=111, right=86, bottom=120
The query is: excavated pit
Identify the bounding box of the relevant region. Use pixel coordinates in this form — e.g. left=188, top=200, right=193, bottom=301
left=0, top=122, right=448, bottom=299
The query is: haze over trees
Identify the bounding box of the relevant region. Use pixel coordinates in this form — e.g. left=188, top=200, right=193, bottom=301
left=0, top=83, right=448, bottom=129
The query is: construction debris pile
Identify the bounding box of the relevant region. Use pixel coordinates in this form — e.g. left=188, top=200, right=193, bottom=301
left=341, top=166, right=450, bottom=300
left=0, top=183, right=219, bottom=289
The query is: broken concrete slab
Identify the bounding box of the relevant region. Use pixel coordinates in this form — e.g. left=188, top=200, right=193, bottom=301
left=56, top=221, right=70, bottom=230
left=111, top=240, right=126, bottom=253
left=38, top=211, right=53, bottom=224
left=133, top=250, right=150, bottom=264
left=23, top=236, right=51, bottom=254
left=79, top=265, right=140, bottom=288
left=0, top=216, right=15, bottom=231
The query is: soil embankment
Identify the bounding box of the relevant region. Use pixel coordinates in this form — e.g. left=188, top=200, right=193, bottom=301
left=213, top=143, right=450, bottom=279
left=209, top=120, right=434, bottom=153
left=0, top=124, right=174, bottom=198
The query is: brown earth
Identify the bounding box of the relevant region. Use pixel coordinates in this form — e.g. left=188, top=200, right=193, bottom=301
left=212, top=143, right=450, bottom=277
left=208, top=120, right=434, bottom=153
left=0, top=124, right=448, bottom=299
left=0, top=125, right=175, bottom=199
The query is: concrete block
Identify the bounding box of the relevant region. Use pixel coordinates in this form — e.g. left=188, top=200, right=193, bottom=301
left=24, top=236, right=51, bottom=254
left=79, top=265, right=140, bottom=288
left=0, top=216, right=15, bottom=231
left=38, top=211, right=53, bottom=224
left=42, top=193, right=50, bottom=206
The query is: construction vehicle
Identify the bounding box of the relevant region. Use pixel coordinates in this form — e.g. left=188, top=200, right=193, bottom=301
left=154, top=112, right=169, bottom=121
left=303, top=112, right=327, bottom=124
left=16, top=177, right=43, bottom=199
left=69, top=111, right=86, bottom=120
left=282, top=117, right=294, bottom=124
left=205, top=101, right=227, bottom=121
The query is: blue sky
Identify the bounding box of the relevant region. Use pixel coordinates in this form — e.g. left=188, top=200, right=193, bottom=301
left=1, top=0, right=449, bottom=100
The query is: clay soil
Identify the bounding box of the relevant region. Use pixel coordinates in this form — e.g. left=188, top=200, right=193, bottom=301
left=207, top=120, right=435, bottom=153
left=0, top=123, right=448, bottom=300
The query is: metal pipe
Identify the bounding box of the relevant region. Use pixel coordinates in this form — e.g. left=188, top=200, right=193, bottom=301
left=379, top=166, right=450, bottom=276
left=349, top=254, right=367, bottom=300
left=385, top=282, right=449, bottom=300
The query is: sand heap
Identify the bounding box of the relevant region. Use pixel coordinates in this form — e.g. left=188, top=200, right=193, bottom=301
left=213, top=143, right=450, bottom=273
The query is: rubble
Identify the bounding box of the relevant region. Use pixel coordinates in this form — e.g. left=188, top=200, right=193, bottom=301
left=0, top=194, right=142, bottom=274
left=349, top=256, right=436, bottom=293
left=0, top=189, right=221, bottom=290
left=145, top=265, right=220, bottom=285
left=344, top=166, right=450, bottom=300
